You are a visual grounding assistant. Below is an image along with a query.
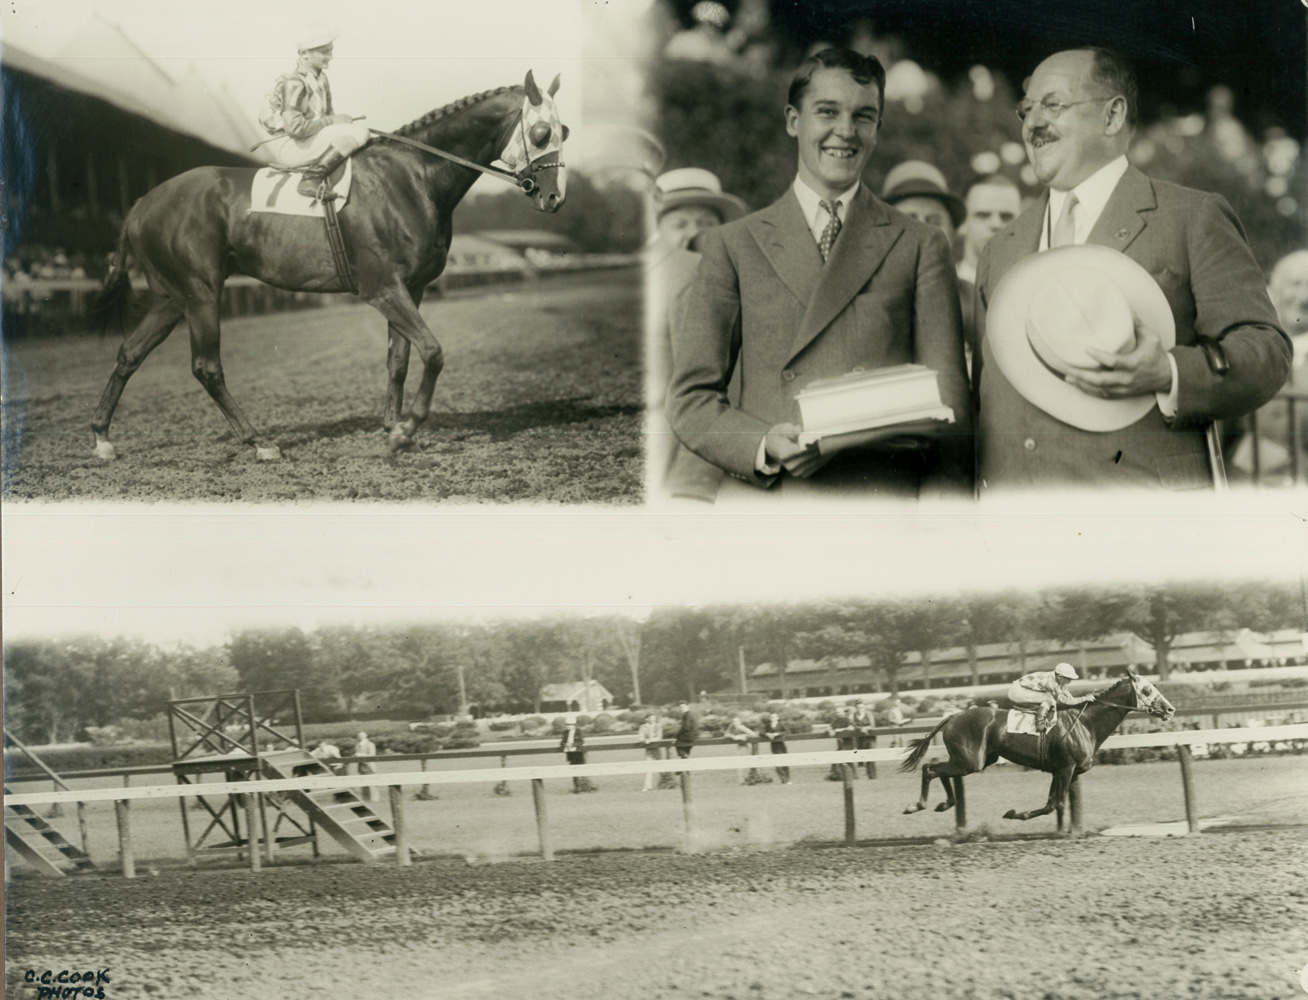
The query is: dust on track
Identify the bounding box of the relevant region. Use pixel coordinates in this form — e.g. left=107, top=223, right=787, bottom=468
left=6, top=828, right=1305, bottom=1000
left=2, top=270, right=643, bottom=503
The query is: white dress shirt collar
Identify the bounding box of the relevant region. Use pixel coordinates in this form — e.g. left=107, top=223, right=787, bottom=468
left=793, top=176, right=862, bottom=243
left=1043, top=155, right=1130, bottom=250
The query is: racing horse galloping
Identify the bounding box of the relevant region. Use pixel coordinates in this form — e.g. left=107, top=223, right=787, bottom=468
left=89, top=71, right=567, bottom=461
left=899, top=668, right=1174, bottom=830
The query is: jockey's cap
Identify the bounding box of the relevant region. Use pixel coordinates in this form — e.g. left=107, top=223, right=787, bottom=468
left=1054, top=663, right=1077, bottom=680
left=297, top=25, right=338, bottom=51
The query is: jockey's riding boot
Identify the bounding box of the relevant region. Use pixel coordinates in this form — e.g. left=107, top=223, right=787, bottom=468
left=297, top=148, right=349, bottom=199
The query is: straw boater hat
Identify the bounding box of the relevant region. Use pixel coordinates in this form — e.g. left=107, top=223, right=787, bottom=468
left=654, top=168, right=748, bottom=224
left=881, top=161, right=965, bottom=228
left=986, top=244, right=1176, bottom=432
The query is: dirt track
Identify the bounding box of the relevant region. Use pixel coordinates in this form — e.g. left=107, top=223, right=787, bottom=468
left=7, top=828, right=1306, bottom=1000
left=1, top=270, right=642, bottom=503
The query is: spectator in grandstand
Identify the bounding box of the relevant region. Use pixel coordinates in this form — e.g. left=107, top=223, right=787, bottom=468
left=881, top=160, right=965, bottom=247
left=354, top=731, right=377, bottom=801
left=762, top=712, right=791, bottom=784
left=956, top=176, right=1022, bottom=373
left=647, top=168, right=748, bottom=502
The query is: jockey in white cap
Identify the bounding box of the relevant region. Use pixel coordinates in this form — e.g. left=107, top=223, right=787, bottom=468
left=1007, top=662, right=1095, bottom=734
left=258, top=25, right=372, bottom=196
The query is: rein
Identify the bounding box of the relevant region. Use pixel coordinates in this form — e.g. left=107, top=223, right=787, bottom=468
left=368, top=118, right=561, bottom=195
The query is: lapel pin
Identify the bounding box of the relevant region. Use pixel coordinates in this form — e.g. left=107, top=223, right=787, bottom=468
left=1115, top=229, right=1129, bottom=240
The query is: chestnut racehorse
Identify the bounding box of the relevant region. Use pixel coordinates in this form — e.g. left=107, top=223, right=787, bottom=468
left=900, top=668, right=1175, bottom=830
left=89, top=71, right=567, bottom=461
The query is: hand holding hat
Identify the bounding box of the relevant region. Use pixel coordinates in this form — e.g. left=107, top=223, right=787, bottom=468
left=987, top=244, right=1176, bottom=432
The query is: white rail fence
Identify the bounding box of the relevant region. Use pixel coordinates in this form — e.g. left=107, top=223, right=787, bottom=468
left=6, top=724, right=1305, bottom=876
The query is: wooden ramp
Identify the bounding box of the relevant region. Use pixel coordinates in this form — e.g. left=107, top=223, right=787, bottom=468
left=4, top=789, right=97, bottom=877
left=258, top=749, right=403, bottom=863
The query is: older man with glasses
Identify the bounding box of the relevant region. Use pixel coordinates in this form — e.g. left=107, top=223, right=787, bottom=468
left=972, top=47, right=1290, bottom=491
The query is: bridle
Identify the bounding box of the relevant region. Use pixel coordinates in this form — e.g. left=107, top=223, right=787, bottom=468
left=367, top=98, right=565, bottom=197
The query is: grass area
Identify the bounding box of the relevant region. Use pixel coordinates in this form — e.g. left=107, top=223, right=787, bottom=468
left=2, top=270, right=642, bottom=502
left=10, top=753, right=1304, bottom=875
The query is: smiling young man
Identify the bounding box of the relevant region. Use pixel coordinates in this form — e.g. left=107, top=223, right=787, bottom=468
left=973, top=48, right=1290, bottom=490
left=667, top=47, right=972, bottom=498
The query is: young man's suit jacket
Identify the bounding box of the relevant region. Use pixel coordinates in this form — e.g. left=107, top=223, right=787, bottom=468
left=668, top=183, right=973, bottom=495
left=974, top=165, right=1290, bottom=490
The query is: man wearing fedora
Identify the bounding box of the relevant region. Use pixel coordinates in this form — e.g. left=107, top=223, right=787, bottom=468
left=974, top=47, right=1290, bottom=490
left=667, top=47, right=972, bottom=498
left=646, top=169, right=748, bottom=501
left=881, top=161, right=965, bottom=247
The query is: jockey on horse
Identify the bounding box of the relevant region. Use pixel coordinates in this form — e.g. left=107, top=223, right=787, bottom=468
left=1007, top=662, right=1094, bottom=734
left=258, top=25, right=373, bottom=198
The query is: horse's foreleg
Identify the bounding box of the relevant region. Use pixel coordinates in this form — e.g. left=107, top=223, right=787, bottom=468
left=1003, top=767, right=1072, bottom=823
left=370, top=287, right=444, bottom=451
left=186, top=300, right=278, bottom=460
left=382, top=330, right=410, bottom=432
left=90, top=299, right=184, bottom=458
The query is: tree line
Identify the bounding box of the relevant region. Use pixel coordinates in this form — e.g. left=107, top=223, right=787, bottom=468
left=5, top=581, right=1302, bottom=744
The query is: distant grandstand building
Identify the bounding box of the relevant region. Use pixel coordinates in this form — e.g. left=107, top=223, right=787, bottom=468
left=2, top=16, right=259, bottom=269
left=746, top=628, right=1308, bottom=699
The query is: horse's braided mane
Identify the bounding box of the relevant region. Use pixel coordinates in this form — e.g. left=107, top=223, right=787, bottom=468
left=395, top=85, right=520, bottom=137
left=1098, top=675, right=1136, bottom=701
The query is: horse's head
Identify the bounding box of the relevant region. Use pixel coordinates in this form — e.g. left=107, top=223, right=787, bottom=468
left=1124, top=666, right=1176, bottom=722
left=498, top=70, right=569, bottom=213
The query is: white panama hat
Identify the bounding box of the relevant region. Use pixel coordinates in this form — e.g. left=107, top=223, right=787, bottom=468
left=655, top=168, right=748, bottom=224
left=986, top=244, right=1176, bottom=432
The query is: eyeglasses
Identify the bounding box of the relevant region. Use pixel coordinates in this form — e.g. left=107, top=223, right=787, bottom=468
left=1015, top=95, right=1114, bottom=122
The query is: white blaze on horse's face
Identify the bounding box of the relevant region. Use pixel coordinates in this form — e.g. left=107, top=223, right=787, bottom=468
left=498, top=71, right=568, bottom=213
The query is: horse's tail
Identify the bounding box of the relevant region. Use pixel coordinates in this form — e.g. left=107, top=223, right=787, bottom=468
left=898, top=714, right=953, bottom=773
left=89, top=224, right=133, bottom=338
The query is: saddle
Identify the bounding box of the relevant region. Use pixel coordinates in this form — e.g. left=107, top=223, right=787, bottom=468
left=250, top=161, right=358, bottom=294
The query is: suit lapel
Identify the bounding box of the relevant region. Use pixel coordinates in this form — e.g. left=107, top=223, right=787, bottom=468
left=1086, top=165, right=1155, bottom=255
left=988, top=193, right=1045, bottom=290
left=789, top=186, right=902, bottom=363
left=745, top=190, right=823, bottom=308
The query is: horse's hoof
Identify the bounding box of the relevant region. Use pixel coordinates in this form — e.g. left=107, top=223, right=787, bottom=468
left=93, top=441, right=117, bottom=461
left=903, top=804, right=923, bottom=815
left=1002, top=809, right=1018, bottom=820
left=255, top=445, right=282, bottom=462
left=935, top=802, right=953, bottom=812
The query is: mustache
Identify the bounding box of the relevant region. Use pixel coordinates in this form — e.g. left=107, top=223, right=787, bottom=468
left=1027, top=126, right=1058, bottom=144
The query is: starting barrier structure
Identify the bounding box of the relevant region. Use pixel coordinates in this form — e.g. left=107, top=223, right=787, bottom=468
left=4, top=723, right=1305, bottom=878
left=167, top=690, right=405, bottom=868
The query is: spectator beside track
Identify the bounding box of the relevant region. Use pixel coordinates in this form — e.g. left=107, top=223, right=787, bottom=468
left=725, top=715, right=758, bottom=783
left=762, top=712, right=791, bottom=784
left=852, top=700, right=877, bottom=779
left=638, top=712, right=669, bottom=791
left=560, top=714, right=596, bottom=793
left=674, top=701, right=699, bottom=761
left=354, top=731, right=377, bottom=801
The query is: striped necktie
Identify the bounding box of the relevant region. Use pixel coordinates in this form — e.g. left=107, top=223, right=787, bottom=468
left=818, top=199, right=843, bottom=262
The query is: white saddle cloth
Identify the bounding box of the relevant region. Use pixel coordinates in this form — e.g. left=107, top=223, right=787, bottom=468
left=1006, top=708, right=1042, bottom=736
left=250, top=160, right=353, bottom=217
